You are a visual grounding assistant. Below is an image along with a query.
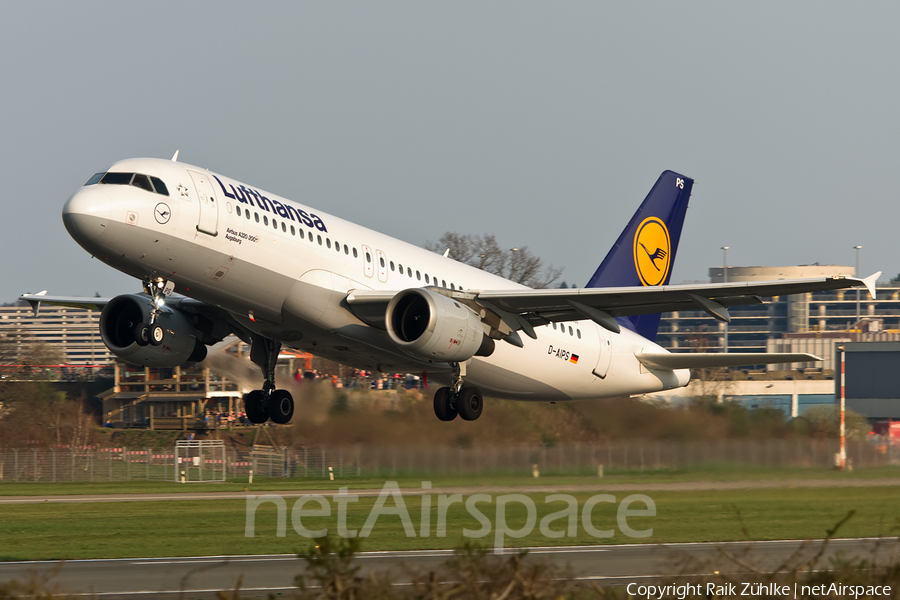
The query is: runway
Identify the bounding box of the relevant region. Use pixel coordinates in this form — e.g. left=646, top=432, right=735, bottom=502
left=1, top=538, right=895, bottom=599
left=3, top=477, right=900, bottom=504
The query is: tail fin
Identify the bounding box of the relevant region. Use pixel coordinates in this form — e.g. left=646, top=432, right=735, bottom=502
left=586, top=170, right=694, bottom=341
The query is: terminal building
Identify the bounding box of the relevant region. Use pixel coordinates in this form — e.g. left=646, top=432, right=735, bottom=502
left=0, top=304, right=113, bottom=375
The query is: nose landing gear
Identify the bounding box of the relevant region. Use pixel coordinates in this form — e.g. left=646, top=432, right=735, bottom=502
left=135, top=277, right=174, bottom=347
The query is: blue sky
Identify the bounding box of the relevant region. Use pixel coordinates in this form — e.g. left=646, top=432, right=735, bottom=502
left=3, top=2, right=897, bottom=301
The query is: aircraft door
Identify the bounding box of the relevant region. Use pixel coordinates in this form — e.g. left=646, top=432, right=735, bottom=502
left=375, top=250, right=388, bottom=283
left=362, top=245, right=374, bottom=278
left=592, top=323, right=612, bottom=379
left=188, top=170, right=218, bottom=236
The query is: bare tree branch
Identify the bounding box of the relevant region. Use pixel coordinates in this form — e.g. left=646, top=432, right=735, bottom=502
left=426, top=233, right=563, bottom=289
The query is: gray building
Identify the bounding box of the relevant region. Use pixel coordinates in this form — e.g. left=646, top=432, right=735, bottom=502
left=0, top=304, right=113, bottom=371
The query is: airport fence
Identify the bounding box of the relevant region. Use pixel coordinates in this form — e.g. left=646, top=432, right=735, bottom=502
left=0, top=438, right=897, bottom=483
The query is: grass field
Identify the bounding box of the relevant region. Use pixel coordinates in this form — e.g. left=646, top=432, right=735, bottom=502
left=1, top=464, right=899, bottom=496
left=1, top=483, right=899, bottom=560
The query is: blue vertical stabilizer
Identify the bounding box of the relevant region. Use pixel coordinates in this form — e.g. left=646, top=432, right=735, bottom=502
left=586, top=170, right=694, bottom=341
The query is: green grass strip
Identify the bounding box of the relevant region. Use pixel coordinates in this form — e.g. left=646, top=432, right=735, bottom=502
left=1, top=486, right=898, bottom=561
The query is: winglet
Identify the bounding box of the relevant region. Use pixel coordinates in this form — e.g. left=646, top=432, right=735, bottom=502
left=862, top=271, right=881, bottom=300
left=22, top=290, right=48, bottom=316
left=171, top=150, right=180, bottom=162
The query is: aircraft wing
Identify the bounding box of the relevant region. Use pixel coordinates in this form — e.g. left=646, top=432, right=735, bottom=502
left=19, top=291, right=111, bottom=314
left=347, top=272, right=880, bottom=339
left=472, top=272, right=880, bottom=334
left=20, top=291, right=253, bottom=347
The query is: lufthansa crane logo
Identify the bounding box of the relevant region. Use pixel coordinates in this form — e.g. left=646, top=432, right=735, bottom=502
left=155, top=202, right=171, bottom=225
left=633, top=216, right=670, bottom=286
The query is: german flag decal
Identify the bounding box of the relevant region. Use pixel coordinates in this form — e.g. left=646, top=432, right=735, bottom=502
left=570, top=354, right=579, bottom=364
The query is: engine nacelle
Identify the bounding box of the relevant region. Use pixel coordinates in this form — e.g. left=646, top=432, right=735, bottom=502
left=386, top=288, right=493, bottom=362
left=99, top=294, right=207, bottom=367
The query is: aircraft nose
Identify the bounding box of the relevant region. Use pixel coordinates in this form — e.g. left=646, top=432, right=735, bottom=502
left=62, top=187, right=111, bottom=243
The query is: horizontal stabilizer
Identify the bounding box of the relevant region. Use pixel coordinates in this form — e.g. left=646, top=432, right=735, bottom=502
left=635, top=352, right=821, bottom=370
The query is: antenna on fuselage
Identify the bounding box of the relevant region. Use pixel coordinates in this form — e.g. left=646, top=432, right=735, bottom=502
left=171, top=150, right=180, bottom=162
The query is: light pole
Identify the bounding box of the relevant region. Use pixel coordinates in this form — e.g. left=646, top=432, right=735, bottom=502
left=721, top=247, right=729, bottom=353
left=854, top=246, right=862, bottom=325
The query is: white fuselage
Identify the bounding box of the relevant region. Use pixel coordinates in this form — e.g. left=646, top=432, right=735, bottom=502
left=63, top=158, right=690, bottom=401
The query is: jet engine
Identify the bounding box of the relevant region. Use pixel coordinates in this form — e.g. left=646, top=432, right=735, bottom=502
left=385, top=288, right=494, bottom=362
left=99, top=294, right=208, bottom=367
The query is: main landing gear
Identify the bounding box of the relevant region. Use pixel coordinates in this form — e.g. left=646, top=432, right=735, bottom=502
left=433, top=362, right=483, bottom=422
left=243, top=334, right=295, bottom=425
left=134, top=277, right=174, bottom=347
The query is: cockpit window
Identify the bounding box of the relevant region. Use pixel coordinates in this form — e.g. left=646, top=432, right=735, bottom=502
left=131, top=174, right=153, bottom=192
left=100, top=172, right=133, bottom=185
left=91, top=171, right=169, bottom=196
left=150, top=177, right=169, bottom=196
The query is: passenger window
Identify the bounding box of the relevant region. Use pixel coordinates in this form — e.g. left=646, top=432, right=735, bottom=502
left=398, top=263, right=403, bottom=273
left=236, top=206, right=242, bottom=217
left=353, top=247, right=358, bottom=258
left=272, top=219, right=277, bottom=229
left=290, top=225, right=295, bottom=235
left=336, top=242, right=341, bottom=252
left=327, top=238, right=332, bottom=249
left=100, top=172, right=133, bottom=185
left=255, top=213, right=260, bottom=223
left=568, top=326, right=573, bottom=336
left=281, top=222, right=286, bottom=232
left=407, top=267, right=412, bottom=277
left=450, top=283, right=455, bottom=290
left=390, top=261, right=395, bottom=271
left=442, top=280, right=447, bottom=288
left=425, top=274, right=430, bottom=284
left=344, top=244, right=349, bottom=254
left=379, top=257, right=385, bottom=268
left=416, top=271, right=421, bottom=281
left=85, top=173, right=104, bottom=186
left=263, top=216, right=269, bottom=226
left=245, top=210, right=250, bottom=220
left=366, top=251, right=371, bottom=262
left=552, top=323, right=557, bottom=330
left=318, top=235, right=323, bottom=245
left=299, top=229, right=304, bottom=239
left=150, top=177, right=169, bottom=196
left=577, top=329, right=582, bottom=339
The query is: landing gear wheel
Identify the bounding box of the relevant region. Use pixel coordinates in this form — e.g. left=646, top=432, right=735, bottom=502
left=458, top=386, right=483, bottom=421
left=134, top=323, right=150, bottom=347
left=269, top=389, right=294, bottom=424
left=433, top=387, right=458, bottom=421
left=149, top=324, right=165, bottom=346
left=244, top=390, right=269, bottom=424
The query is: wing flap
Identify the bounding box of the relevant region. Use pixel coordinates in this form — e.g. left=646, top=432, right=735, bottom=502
left=636, top=352, right=822, bottom=370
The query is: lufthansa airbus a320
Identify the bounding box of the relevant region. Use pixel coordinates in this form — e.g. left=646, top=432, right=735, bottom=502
left=23, top=156, right=878, bottom=424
